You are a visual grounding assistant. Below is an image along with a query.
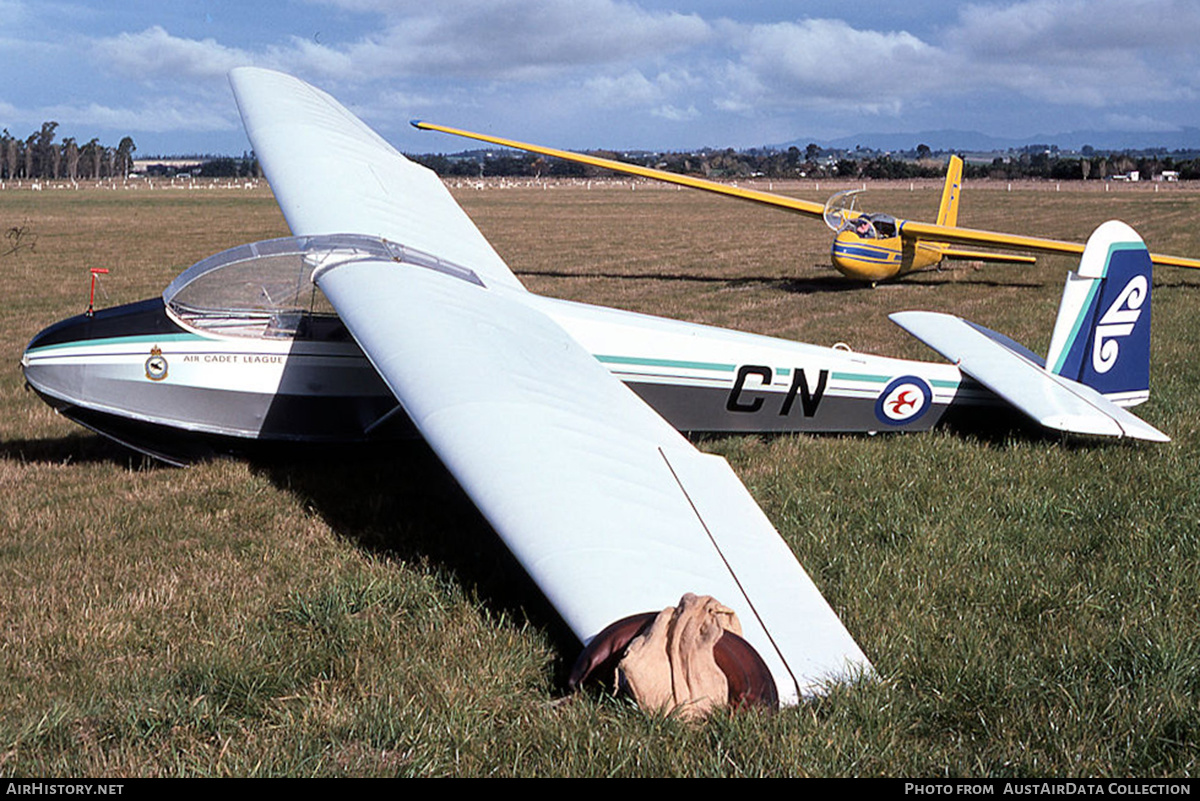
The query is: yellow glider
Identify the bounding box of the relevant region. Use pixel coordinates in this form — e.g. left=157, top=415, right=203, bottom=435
left=413, top=120, right=1200, bottom=282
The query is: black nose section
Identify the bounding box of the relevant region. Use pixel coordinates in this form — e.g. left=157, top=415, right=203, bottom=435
left=25, top=299, right=177, bottom=352
left=26, top=311, right=94, bottom=352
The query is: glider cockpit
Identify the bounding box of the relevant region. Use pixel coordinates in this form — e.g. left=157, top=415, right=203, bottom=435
left=163, top=233, right=483, bottom=342
left=822, top=189, right=898, bottom=240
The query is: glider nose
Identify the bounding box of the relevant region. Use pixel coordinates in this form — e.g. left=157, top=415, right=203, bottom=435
left=22, top=312, right=94, bottom=406
left=830, top=231, right=903, bottom=283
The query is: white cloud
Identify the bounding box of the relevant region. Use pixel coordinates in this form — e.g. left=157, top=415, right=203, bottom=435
left=91, top=25, right=253, bottom=80
left=583, top=70, right=662, bottom=107
left=266, top=36, right=356, bottom=80
left=696, top=3, right=1200, bottom=125
left=323, top=0, right=712, bottom=79
left=10, top=2, right=1199, bottom=151
left=1100, top=112, right=1184, bottom=133
left=34, top=101, right=237, bottom=134
left=945, top=0, right=1200, bottom=104
left=952, top=0, right=1200, bottom=57
left=713, top=18, right=945, bottom=117
left=651, top=104, right=699, bottom=122
left=376, top=89, right=440, bottom=111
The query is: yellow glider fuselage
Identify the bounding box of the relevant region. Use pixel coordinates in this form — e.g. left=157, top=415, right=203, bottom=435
left=830, top=232, right=945, bottom=282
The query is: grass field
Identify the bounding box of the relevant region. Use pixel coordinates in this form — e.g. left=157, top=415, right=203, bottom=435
left=3, top=177, right=1200, bottom=777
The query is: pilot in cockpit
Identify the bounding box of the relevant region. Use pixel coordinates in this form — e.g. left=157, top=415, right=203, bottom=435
left=854, top=217, right=876, bottom=239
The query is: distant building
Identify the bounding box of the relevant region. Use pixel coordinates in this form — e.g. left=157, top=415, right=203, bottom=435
left=133, top=158, right=205, bottom=176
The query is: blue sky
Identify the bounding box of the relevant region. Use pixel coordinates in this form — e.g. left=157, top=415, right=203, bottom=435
left=3, top=0, right=1198, bottom=155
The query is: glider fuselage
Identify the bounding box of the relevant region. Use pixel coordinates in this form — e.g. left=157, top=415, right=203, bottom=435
left=22, top=237, right=983, bottom=463
left=830, top=229, right=948, bottom=282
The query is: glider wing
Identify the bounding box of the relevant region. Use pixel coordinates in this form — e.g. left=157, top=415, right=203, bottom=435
left=412, top=120, right=830, bottom=218
left=231, top=67, right=871, bottom=703
left=229, top=69, right=523, bottom=291
left=414, top=120, right=1200, bottom=272
left=898, top=219, right=1200, bottom=271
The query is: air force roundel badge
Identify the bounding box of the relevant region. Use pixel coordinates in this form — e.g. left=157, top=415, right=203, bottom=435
left=875, top=375, right=932, bottom=426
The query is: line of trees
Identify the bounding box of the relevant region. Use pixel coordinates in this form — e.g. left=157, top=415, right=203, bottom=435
left=412, top=143, right=1200, bottom=182
left=410, top=151, right=589, bottom=178
left=195, top=154, right=259, bottom=178
left=964, top=150, right=1200, bottom=181
left=1, top=123, right=136, bottom=181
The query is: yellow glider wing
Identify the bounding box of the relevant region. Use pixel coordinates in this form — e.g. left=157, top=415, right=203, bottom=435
left=412, top=120, right=829, bottom=219
left=897, top=219, right=1200, bottom=270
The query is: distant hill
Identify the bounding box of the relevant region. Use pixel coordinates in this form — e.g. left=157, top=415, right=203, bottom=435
left=776, top=128, right=1200, bottom=154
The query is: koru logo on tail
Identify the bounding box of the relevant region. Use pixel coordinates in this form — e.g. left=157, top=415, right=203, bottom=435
left=1093, top=275, right=1148, bottom=374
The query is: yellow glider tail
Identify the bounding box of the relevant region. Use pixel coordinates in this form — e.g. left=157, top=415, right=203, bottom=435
left=897, top=154, right=1200, bottom=270
left=931, top=156, right=1035, bottom=266
left=936, top=155, right=963, bottom=228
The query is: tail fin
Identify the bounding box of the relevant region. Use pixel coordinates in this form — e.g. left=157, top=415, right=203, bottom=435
left=936, top=155, right=964, bottom=228
left=1045, top=221, right=1152, bottom=406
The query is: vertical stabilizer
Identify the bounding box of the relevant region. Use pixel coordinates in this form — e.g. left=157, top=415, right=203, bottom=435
left=1045, top=221, right=1152, bottom=406
left=936, top=155, right=964, bottom=228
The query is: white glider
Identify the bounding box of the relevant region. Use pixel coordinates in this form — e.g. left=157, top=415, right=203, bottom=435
left=21, top=69, right=1167, bottom=708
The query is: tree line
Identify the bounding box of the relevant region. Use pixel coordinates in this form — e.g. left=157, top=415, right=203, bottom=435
left=1, top=122, right=136, bottom=181
left=411, top=143, right=1200, bottom=182
left=10, top=119, right=1194, bottom=184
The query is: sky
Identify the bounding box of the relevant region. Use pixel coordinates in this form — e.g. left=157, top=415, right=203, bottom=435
left=2, top=0, right=1198, bottom=156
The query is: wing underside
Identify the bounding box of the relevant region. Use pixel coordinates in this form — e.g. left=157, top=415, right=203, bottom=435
left=941, top=247, right=1036, bottom=265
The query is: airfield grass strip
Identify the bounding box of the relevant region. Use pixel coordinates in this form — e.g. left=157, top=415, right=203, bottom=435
left=2, top=179, right=1199, bottom=776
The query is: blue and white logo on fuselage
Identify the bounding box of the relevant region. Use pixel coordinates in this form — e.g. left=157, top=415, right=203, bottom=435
left=875, top=375, right=933, bottom=426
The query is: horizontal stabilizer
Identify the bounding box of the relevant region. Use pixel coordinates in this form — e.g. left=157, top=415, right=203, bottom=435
left=941, top=248, right=1036, bottom=265
left=890, top=311, right=1168, bottom=442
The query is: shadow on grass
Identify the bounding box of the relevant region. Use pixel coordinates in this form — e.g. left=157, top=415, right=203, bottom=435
left=1152, top=278, right=1200, bottom=291
left=687, top=408, right=1127, bottom=453
left=934, top=407, right=1132, bottom=452
left=0, top=433, right=165, bottom=468
left=0, top=429, right=582, bottom=684
left=6, top=406, right=1125, bottom=694
left=248, top=440, right=583, bottom=683
left=517, top=267, right=1045, bottom=294
left=897, top=275, right=1045, bottom=290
